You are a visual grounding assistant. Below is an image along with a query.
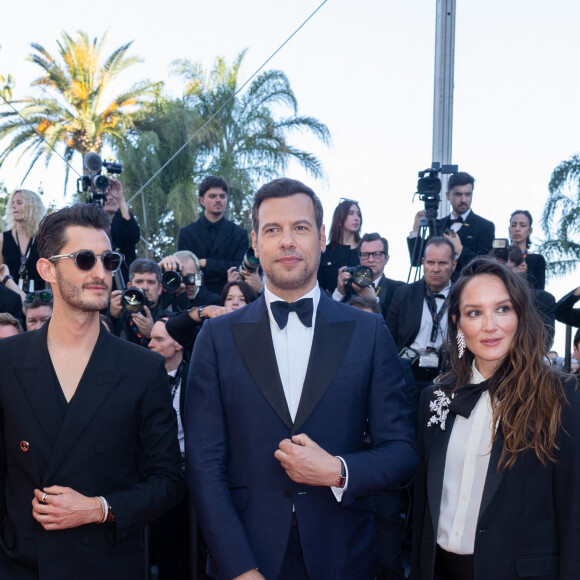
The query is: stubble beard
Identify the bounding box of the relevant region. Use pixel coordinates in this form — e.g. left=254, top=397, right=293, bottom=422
left=56, top=270, right=110, bottom=313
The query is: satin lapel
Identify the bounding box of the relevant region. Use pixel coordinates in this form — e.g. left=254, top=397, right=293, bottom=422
left=292, top=296, right=355, bottom=434
left=43, top=327, right=121, bottom=482
left=14, top=324, right=62, bottom=447
left=477, top=429, right=506, bottom=522
left=231, top=299, right=292, bottom=429
left=426, top=413, right=456, bottom=536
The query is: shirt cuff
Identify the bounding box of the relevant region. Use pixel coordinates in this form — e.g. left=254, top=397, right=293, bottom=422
left=332, top=288, right=345, bottom=302
left=330, top=456, right=348, bottom=502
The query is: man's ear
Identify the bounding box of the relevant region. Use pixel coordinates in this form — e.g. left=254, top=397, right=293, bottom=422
left=319, top=224, right=326, bottom=252
left=36, top=258, right=57, bottom=286
left=251, top=231, right=258, bottom=259
left=199, top=196, right=205, bottom=209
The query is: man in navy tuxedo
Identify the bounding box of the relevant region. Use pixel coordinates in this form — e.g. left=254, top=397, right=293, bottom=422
left=186, top=178, right=417, bottom=580
left=408, top=171, right=495, bottom=279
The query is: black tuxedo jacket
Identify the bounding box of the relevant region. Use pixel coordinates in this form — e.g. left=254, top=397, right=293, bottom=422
left=386, top=279, right=429, bottom=350
left=411, top=381, right=580, bottom=580
left=0, top=323, right=184, bottom=579
left=408, top=210, right=495, bottom=277
left=186, top=292, right=417, bottom=580
left=177, top=216, right=249, bottom=294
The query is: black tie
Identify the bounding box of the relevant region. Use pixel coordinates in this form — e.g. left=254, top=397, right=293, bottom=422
left=270, top=298, right=314, bottom=330
left=449, top=216, right=464, bottom=225
left=448, top=381, right=489, bottom=418
left=433, top=293, right=446, bottom=299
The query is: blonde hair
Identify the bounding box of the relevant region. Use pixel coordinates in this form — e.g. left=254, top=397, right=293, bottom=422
left=5, top=189, right=47, bottom=237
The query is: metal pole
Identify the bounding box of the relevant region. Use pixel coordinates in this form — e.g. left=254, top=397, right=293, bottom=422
left=433, top=0, right=456, bottom=218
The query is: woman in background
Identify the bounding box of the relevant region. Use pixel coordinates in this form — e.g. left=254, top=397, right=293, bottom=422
left=0, top=189, right=46, bottom=291
left=509, top=209, right=545, bottom=289
left=318, top=199, right=362, bottom=294
left=220, top=280, right=258, bottom=310
left=412, top=258, right=580, bottom=580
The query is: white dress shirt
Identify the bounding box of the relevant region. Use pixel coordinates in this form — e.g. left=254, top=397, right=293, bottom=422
left=437, top=361, right=494, bottom=554
left=410, top=283, right=451, bottom=352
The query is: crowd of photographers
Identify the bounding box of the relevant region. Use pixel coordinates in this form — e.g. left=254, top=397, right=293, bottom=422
left=0, top=168, right=579, bottom=579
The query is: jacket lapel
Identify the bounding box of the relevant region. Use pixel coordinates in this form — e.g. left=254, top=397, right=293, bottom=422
left=231, top=297, right=293, bottom=429
left=292, top=294, right=355, bottom=434
left=477, top=429, right=506, bottom=522
left=43, top=326, right=121, bottom=482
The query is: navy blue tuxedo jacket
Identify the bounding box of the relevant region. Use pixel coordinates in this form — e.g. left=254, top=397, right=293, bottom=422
left=185, top=291, right=417, bottom=580
left=411, top=380, right=580, bottom=580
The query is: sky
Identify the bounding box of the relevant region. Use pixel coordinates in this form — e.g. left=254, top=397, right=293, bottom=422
left=1, top=0, right=580, bottom=353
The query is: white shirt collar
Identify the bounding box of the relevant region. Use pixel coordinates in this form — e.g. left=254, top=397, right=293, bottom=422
left=450, top=207, right=472, bottom=220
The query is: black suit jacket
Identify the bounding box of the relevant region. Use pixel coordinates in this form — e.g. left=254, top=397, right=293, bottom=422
left=0, top=323, right=184, bottom=579
left=411, top=380, right=580, bottom=580
left=408, top=210, right=495, bottom=277
left=0, top=285, right=23, bottom=324
left=386, top=279, right=429, bottom=351
left=554, top=289, right=580, bottom=327
left=177, top=216, right=249, bottom=294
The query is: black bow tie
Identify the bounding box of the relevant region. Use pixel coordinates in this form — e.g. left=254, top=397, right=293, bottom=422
left=270, top=298, right=314, bottom=330
left=433, top=293, right=446, bottom=299
left=449, top=216, right=464, bottom=225
left=448, top=380, right=489, bottom=418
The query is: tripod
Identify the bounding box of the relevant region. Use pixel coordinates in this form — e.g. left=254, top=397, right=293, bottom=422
left=407, top=215, right=439, bottom=283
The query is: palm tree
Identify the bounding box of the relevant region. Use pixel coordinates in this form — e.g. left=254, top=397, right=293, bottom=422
left=540, top=153, right=580, bottom=274
left=172, top=50, right=331, bottom=227
left=0, top=31, right=160, bottom=189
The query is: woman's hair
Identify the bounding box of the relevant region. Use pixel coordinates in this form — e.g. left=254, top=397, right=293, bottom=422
left=220, top=280, right=258, bottom=306
left=438, top=257, right=567, bottom=469
left=5, top=189, right=47, bottom=237
left=328, top=200, right=361, bottom=247
left=509, top=209, right=533, bottom=249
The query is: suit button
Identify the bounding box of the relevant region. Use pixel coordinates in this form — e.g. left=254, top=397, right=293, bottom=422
left=284, top=489, right=292, bottom=498
left=95, top=445, right=103, bottom=454
left=82, top=536, right=90, bottom=545
left=20, top=441, right=30, bottom=452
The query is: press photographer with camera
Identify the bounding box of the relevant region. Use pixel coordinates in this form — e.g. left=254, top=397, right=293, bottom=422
left=159, top=250, right=221, bottom=313
left=109, top=258, right=169, bottom=346
left=387, top=236, right=456, bottom=398
left=333, top=232, right=404, bottom=319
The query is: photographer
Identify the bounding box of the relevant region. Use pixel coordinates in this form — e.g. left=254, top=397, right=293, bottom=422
left=159, top=251, right=220, bottom=313
left=333, top=233, right=404, bottom=319
left=109, top=258, right=168, bottom=346
left=386, top=236, right=456, bottom=396
left=103, top=178, right=140, bottom=283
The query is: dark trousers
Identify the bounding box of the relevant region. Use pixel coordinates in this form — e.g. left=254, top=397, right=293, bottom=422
left=434, top=545, right=474, bottom=580
left=277, top=513, right=309, bottom=580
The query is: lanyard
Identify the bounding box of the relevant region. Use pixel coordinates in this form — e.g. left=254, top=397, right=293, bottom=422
left=424, top=286, right=448, bottom=344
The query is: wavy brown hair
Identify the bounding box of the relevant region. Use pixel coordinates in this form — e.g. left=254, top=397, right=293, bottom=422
left=438, top=257, right=567, bottom=469
left=328, top=200, right=361, bottom=247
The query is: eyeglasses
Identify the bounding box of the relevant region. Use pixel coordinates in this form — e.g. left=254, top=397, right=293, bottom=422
left=359, top=251, right=386, bottom=260
left=25, top=290, right=53, bottom=304
left=48, top=250, right=125, bottom=272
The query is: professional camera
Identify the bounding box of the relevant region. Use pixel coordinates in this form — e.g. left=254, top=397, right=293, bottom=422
left=239, top=248, right=260, bottom=274
left=121, top=286, right=147, bottom=313
left=344, top=265, right=373, bottom=289
left=416, top=162, right=459, bottom=221
left=77, top=152, right=123, bottom=205
left=161, top=266, right=203, bottom=293
left=492, top=238, right=510, bottom=263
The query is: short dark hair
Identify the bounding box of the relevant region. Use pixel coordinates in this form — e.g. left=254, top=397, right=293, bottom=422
left=448, top=171, right=475, bottom=191
left=220, top=280, right=259, bottom=306
left=252, top=178, right=323, bottom=233
left=424, top=236, right=455, bottom=260
left=36, top=204, right=111, bottom=259
left=198, top=176, right=229, bottom=198
left=357, top=232, right=388, bottom=255
left=129, top=258, right=162, bottom=284
left=507, top=244, right=524, bottom=266
left=346, top=295, right=382, bottom=314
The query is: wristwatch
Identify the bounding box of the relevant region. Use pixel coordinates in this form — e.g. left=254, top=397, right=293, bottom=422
left=198, top=306, right=206, bottom=321
left=335, top=458, right=346, bottom=489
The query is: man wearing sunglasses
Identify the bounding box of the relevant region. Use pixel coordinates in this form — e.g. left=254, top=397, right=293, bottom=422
left=0, top=204, right=183, bottom=579
left=23, top=290, right=53, bottom=331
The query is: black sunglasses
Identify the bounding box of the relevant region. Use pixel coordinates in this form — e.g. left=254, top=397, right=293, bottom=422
left=48, top=250, right=125, bottom=272
left=25, top=290, right=53, bottom=304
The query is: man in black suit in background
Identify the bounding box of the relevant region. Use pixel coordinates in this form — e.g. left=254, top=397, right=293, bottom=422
left=408, top=171, right=494, bottom=279
left=177, top=176, right=249, bottom=295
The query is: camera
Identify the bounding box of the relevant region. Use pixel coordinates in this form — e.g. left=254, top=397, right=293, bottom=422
left=416, top=162, right=458, bottom=222
left=77, top=152, right=123, bottom=205
left=344, top=265, right=373, bottom=289
left=239, top=248, right=260, bottom=274
left=492, top=238, right=510, bottom=263
left=121, top=287, right=147, bottom=313
left=161, top=266, right=203, bottom=293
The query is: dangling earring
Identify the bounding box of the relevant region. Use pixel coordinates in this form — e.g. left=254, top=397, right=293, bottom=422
left=457, top=330, right=466, bottom=359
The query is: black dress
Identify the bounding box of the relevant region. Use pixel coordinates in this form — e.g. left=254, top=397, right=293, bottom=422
left=2, top=230, right=45, bottom=291
left=524, top=252, right=546, bottom=290
left=317, top=243, right=359, bottom=295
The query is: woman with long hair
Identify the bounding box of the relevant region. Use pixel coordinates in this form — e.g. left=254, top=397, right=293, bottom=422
left=0, top=189, right=46, bottom=291
left=411, top=258, right=580, bottom=580
left=509, top=209, right=546, bottom=289
left=318, top=199, right=362, bottom=294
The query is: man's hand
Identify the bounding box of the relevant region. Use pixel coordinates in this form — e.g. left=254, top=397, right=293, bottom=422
left=274, top=433, right=342, bottom=487
left=106, top=178, right=130, bottom=220
left=131, top=305, right=154, bottom=338
left=412, top=210, right=426, bottom=232
left=336, top=266, right=351, bottom=295
left=109, top=290, right=123, bottom=318
left=240, top=269, right=263, bottom=294
left=32, top=486, right=102, bottom=530
left=233, top=571, right=265, bottom=580
left=198, top=258, right=207, bottom=268
left=444, top=230, right=462, bottom=256
left=227, top=266, right=243, bottom=283
left=158, top=255, right=182, bottom=272
left=0, top=264, right=26, bottom=300
left=352, top=283, right=376, bottom=299
left=187, top=304, right=234, bottom=323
